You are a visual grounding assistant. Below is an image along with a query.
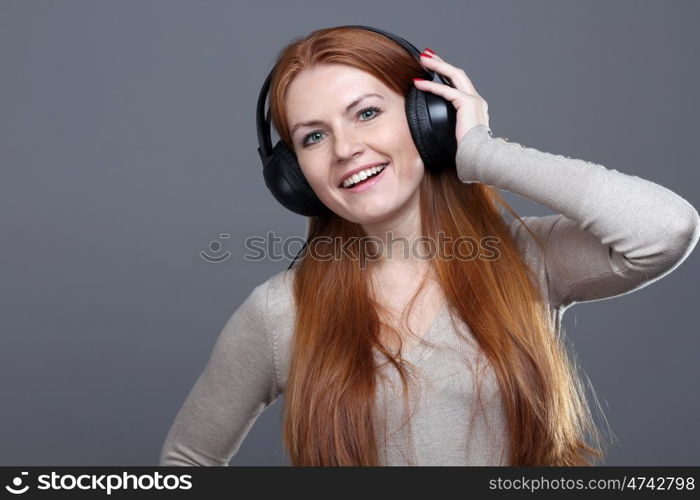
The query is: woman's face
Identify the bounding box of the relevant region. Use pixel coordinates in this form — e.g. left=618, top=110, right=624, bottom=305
left=285, top=63, right=424, bottom=225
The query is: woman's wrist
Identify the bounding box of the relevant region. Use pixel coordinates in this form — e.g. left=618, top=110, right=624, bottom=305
left=455, top=124, right=494, bottom=184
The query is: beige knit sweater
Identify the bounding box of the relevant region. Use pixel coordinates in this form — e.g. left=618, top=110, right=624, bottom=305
left=160, top=125, right=699, bottom=466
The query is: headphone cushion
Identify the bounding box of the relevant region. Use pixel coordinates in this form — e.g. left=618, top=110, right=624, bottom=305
left=264, top=140, right=328, bottom=216
left=406, top=85, right=443, bottom=172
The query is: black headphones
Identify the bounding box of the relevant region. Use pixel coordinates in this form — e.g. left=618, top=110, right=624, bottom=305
left=255, top=25, right=458, bottom=268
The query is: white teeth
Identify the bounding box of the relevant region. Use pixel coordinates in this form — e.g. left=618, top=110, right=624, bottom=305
left=342, top=163, right=387, bottom=188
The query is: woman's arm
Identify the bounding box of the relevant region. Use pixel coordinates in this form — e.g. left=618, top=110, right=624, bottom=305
left=159, top=281, right=280, bottom=466
left=456, top=125, right=700, bottom=310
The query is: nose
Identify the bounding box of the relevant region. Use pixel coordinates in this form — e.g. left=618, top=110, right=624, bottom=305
left=332, top=126, right=365, bottom=161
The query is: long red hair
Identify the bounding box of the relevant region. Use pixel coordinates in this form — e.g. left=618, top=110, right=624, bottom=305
left=268, top=26, right=609, bottom=466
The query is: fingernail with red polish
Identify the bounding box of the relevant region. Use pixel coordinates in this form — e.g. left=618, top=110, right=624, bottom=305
left=420, top=52, right=433, bottom=58
left=424, top=48, right=436, bottom=54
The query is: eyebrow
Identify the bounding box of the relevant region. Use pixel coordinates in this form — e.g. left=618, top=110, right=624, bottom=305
left=290, top=93, right=384, bottom=136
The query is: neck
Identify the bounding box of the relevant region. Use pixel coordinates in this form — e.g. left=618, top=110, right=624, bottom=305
left=361, top=193, right=430, bottom=274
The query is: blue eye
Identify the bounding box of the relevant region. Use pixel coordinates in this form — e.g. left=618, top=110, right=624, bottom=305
left=303, top=131, right=324, bottom=146
left=358, top=106, right=379, bottom=120
left=301, top=106, right=382, bottom=147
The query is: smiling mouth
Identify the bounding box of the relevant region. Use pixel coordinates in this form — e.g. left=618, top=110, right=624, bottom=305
left=340, top=163, right=389, bottom=189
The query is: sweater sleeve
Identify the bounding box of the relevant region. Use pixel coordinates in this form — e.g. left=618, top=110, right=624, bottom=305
left=159, top=281, right=280, bottom=466
left=456, top=125, right=700, bottom=310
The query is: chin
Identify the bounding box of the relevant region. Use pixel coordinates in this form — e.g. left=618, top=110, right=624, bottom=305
left=345, top=205, right=398, bottom=225
left=328, top=189, right=412, bottom=224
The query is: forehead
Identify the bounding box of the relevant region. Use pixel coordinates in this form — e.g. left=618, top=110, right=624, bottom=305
left=285, top=64, right=393, bottom=121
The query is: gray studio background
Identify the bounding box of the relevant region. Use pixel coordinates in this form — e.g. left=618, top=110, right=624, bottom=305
left=1, top=0, right=698, bottom=466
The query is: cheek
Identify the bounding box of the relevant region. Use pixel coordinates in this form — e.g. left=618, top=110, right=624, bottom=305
left=412, top=155, right=424, bottom=173
left=298, top=164, right=337, bottom=204
left=393, top=125, right=423, bottom=172
left=402, top=154, right=424, bottom=184
left=298, top=160, right=322, bottom=184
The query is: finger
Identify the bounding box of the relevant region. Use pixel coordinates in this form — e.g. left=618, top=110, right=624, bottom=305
left=420, top=53, right=477, bottom=95
left=419, top=53, right=455, bottom=88
left=419, top=53, right=480, bottom=98
left=413, top=78, right=472, bottom=104
left=423, top=49, right=443, bottom=61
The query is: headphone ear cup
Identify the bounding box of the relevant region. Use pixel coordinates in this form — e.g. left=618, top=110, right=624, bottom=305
left=405, top=84, right=436, bottom=171
left=263, top=141, right=329, bottom=217
left=405, top=84, right=458, bottom=173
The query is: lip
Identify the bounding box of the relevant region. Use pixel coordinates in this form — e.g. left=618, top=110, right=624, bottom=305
left=341, top=163, right=388, bottom=193
left=337, top=161, right=389, bottom=188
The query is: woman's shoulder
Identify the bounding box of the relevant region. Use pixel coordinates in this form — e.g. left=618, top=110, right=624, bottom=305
left=245, top=267, right=297, bottom=330
left=228, top=268, right=296, bottom=330
left=246, top=267, right=296, bottom=391
left=259, top=266, right=297, bottom=304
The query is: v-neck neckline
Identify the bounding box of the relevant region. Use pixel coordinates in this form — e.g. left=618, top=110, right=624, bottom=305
left=402, top=301, right=449, bottom=364
left=373, top=301, right=450, bottom=366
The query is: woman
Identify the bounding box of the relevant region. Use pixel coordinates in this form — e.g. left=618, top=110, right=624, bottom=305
left=159, top=26, right=699, bottom=466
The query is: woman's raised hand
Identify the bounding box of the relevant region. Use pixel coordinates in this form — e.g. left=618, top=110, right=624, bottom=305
left=413, top=48, right=490, bottom=146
